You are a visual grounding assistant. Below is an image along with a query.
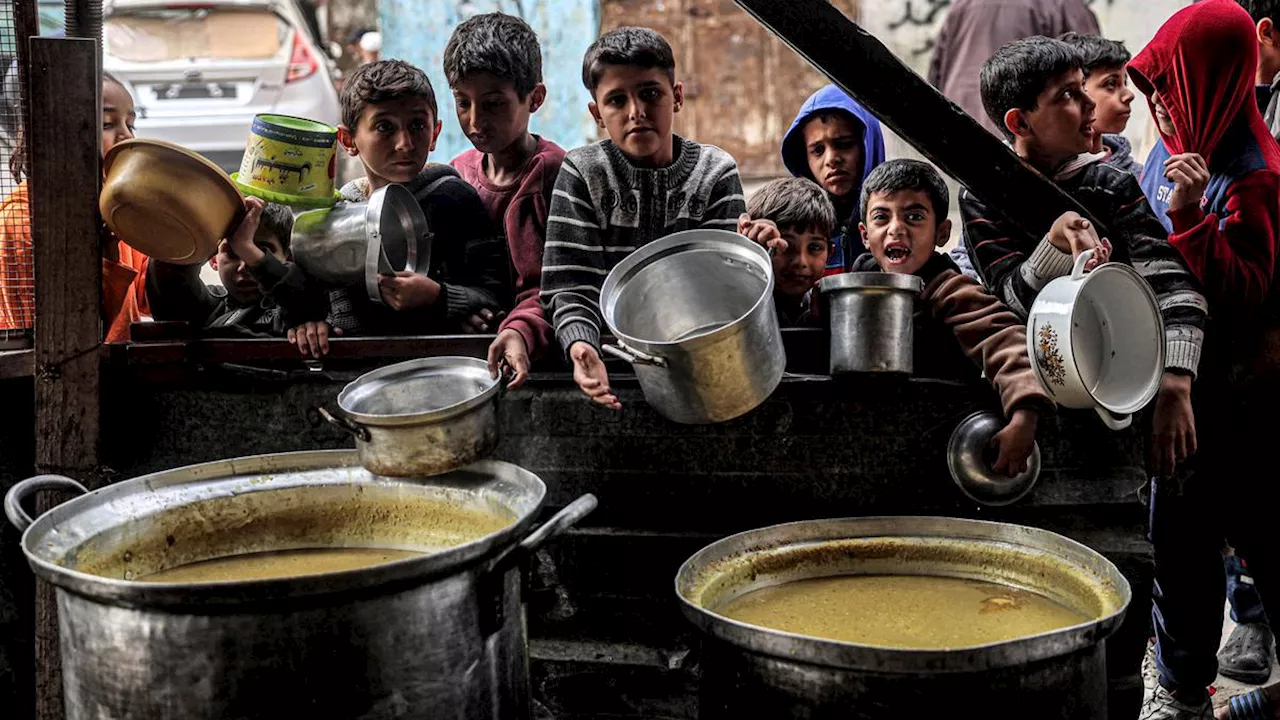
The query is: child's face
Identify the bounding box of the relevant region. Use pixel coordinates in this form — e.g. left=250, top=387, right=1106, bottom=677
left=1150, top=92, right=1176, bottom=137
left=452, top=72, right=545, bottom=155
left=1082, top=65, right=1134, bottom=136
left=772, top=225, right=829, bottom=299
left=213, top=230, right=287, bottom=305
left=801, top=113, right=863, bottom=200
left=340, top=97, right=441, bottom=188
left=1011, top=68, right=1096, bottom=163
left=588, top=64, right=683, bottom=168
left=101, top=80, right=136, bottom=160
left=859, top=189, right=950, bottom=276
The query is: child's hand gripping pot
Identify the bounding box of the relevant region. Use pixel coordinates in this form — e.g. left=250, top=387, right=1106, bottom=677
left=989, top=408, right=1040, bottom=477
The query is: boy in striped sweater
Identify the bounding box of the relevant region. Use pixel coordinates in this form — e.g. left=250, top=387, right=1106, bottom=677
left=541, top=27, right=748, bottom=409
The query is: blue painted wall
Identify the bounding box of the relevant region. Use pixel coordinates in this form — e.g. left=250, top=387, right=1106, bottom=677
left=381, top=0, right=601, bottom=164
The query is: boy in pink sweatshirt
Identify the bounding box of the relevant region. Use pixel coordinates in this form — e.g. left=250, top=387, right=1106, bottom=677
left=446, top=12, right=566, bottom=387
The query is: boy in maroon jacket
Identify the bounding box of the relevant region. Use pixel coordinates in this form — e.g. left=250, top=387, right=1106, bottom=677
left=445, top=12, right=566, bottom=387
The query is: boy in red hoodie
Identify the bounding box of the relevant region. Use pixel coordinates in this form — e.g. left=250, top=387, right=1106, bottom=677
left=1129, top=2, right=1280, bottom=718
left=445, top=12, right=566, bottom=388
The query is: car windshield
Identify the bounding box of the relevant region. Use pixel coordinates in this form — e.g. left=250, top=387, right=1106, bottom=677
left=105, top=7, right=287, bottom=62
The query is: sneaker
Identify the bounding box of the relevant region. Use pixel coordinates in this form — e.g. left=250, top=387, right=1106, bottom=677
left=1218, top=623, right=1274, bottom=685
left=1139, top=683, right=1214, bottom=720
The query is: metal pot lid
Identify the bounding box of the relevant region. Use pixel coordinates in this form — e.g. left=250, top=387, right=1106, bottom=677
left=820, top=272, right=924, bottom=293
left=337, top=357, right=500, bottom=426
left=947, top=411, right=1041, bottom=506
left=676, top=516, right=1130, bottom=673
left=16, top=451, right=546, bottom=606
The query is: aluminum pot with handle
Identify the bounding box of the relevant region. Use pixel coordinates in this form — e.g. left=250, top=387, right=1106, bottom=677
left=1027, top=249, right=1165, bottom=431
left=319, top=356, right=506, bottom=477
left=598, top=229, right=785, bottom=424
left=291, top=183, right=427, bottom=304
left=4, top=450, right=597, bottom=720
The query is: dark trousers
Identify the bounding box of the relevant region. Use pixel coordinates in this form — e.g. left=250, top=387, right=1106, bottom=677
left=1226, top=554, right=1270, bottom=626
left=1150, top=336, right=1280, bottom=691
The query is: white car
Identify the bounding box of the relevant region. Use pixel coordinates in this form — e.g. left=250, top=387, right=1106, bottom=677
left=103, top=0, right=341, bottom=172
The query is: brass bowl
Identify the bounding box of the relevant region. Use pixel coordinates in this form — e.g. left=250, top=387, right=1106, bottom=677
left=100, top=138, right=245, bottom=265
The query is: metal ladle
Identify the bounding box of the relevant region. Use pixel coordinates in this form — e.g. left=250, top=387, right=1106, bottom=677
left=947, top=411, right=1041, bottom=506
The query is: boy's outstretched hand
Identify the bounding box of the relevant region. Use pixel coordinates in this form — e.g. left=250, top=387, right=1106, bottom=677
left=379, top=272, right=441, bottom=310
left=488, top=329, right=530, bottom=389
left=1047, top=211, right=1111, bottom=271
left=1165, top=153, right=1210, bottom=213
left=227, top=197, right=267, bottom=267
left=569, top=342, right=621, bottom=410
left=737, top=213, right=787, bottom=254
left=289, top=321, right=340, bottom=358
left=990, top=408, right=1039, bottom=477
left=1150, top=371, right=1196, bottom=478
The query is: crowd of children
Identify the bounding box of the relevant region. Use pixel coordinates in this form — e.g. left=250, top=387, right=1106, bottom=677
left=3, top=5, right=1279, bottom=717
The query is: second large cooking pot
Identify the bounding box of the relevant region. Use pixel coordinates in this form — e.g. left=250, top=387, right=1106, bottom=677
left=599, top=229, right=785, bottom=424
left=4, top=451, right=596, bottom=720
left=677, top=516, right=1130, bottom=719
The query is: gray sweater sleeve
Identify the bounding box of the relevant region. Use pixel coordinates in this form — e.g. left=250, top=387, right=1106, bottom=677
left=541, top=157, right=608, bottom=356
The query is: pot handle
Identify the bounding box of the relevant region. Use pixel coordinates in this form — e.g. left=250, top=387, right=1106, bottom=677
left=518, top=493, right=598, bottom=556
left=1095, top=407, right=1132, bottom=431
left=602, top=342, right=666, bottom=367
left=1071, top=248, right=1097, bottom=280
left=315, top=406, right=372, bottom=442
left=5, top=475, right=89, bottom=532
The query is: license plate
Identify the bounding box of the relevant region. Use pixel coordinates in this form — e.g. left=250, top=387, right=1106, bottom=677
left=155, top=83, right=238, bottom=100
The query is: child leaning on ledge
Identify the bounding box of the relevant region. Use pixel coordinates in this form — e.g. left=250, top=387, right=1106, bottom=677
left=541, top=27, right=748, bottom=410
left=445, top=12, right=567, bottom=388
left=744, top=177, right=835, bottom=328
left=853, top=160, right=1053, bottom=476
left=291, top=59, right=512, bottom=356
left=147, top=199, right=323, bottom=336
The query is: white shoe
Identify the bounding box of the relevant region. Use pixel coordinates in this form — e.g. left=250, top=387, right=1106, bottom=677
left=1139, top=682, right=1214, bottom=720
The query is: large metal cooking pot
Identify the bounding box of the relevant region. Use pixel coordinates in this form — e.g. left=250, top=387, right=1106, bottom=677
left=291, top=183, right=428, bottom=304
left=599, top=229, right=785, bottom=424
left=820, top=272, right=924, bottom=374
left=4, top=450, right=596, bottom=720
left=319, top=356, right=505, bottom=477
left=677, top=516, right=1130, bottom=720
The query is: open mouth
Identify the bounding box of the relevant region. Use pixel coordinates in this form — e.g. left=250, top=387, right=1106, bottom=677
left=884, top=243, right=912, bottom=265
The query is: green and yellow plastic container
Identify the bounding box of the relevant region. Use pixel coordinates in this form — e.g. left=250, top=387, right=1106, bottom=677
left=232, top=114, right=340, bottom=208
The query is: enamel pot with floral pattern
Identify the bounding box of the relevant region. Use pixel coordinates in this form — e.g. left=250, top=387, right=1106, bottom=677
left=1026, top=249, right=1165, bottom=431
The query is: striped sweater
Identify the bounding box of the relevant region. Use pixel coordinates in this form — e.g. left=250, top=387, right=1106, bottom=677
left=540, top=136, right=745, bottom=355
left=960, top=153, right=1207, bottom=376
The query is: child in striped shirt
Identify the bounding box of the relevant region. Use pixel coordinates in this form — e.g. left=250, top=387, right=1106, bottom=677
left=541, top=27, right=748, bottom=409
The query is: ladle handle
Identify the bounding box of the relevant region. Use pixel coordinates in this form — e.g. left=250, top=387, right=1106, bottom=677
left=5, top=475, right=89, bottom=533
left=316, top=406, right=372, bottom=442
left=602, top=342, right=666, bottom=367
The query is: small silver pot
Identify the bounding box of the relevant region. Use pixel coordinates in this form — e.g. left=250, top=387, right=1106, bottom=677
left=821, top=272, right=923, bottom=374
left=320, top=357, right=505, bottom=477
left=291, top=183, right=429, bottom=304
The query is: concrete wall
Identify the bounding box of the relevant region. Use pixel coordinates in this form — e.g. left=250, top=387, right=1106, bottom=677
left=380, top=0, right=601, bottom=165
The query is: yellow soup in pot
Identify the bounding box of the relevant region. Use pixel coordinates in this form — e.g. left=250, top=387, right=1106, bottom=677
left=717, top=574, right=1090, bottom=649
left=142, top=548, right=424, bottom=583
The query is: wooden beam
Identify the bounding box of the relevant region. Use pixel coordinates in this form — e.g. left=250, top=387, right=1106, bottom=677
left=29, top=37, right=102, bottom=720
left=731, top=0, right=1107, bottom=238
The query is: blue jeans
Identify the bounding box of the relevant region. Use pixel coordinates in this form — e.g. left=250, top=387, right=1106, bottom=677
left=1227, top=554, right=1270, bottom=626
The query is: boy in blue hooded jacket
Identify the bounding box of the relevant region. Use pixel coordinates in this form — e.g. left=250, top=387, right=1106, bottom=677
left=779, top=85, right=887, bottom=274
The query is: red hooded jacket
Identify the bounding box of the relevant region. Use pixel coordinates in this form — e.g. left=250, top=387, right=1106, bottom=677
left=1129, top=0, right=1280, bottom=314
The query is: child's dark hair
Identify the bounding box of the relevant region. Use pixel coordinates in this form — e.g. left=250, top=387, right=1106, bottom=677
left=1236, top=1, right=1280, bottom=24
left=14, top=72, right=130, bottom=181
left=748, top=178, right=838, bottom=238
left=259, top=203, right=295, bottom=253
left=1059, top=32, right=1131, bottom=77
left=980, top=36, right=1082, bottom=141
left=581, top=27, right=675, bottom=92
left=858, top=159, right=950, bottom=222
left=443, top=13, right=543, bottom=97
left=340, top=60, right=437, bottom=130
